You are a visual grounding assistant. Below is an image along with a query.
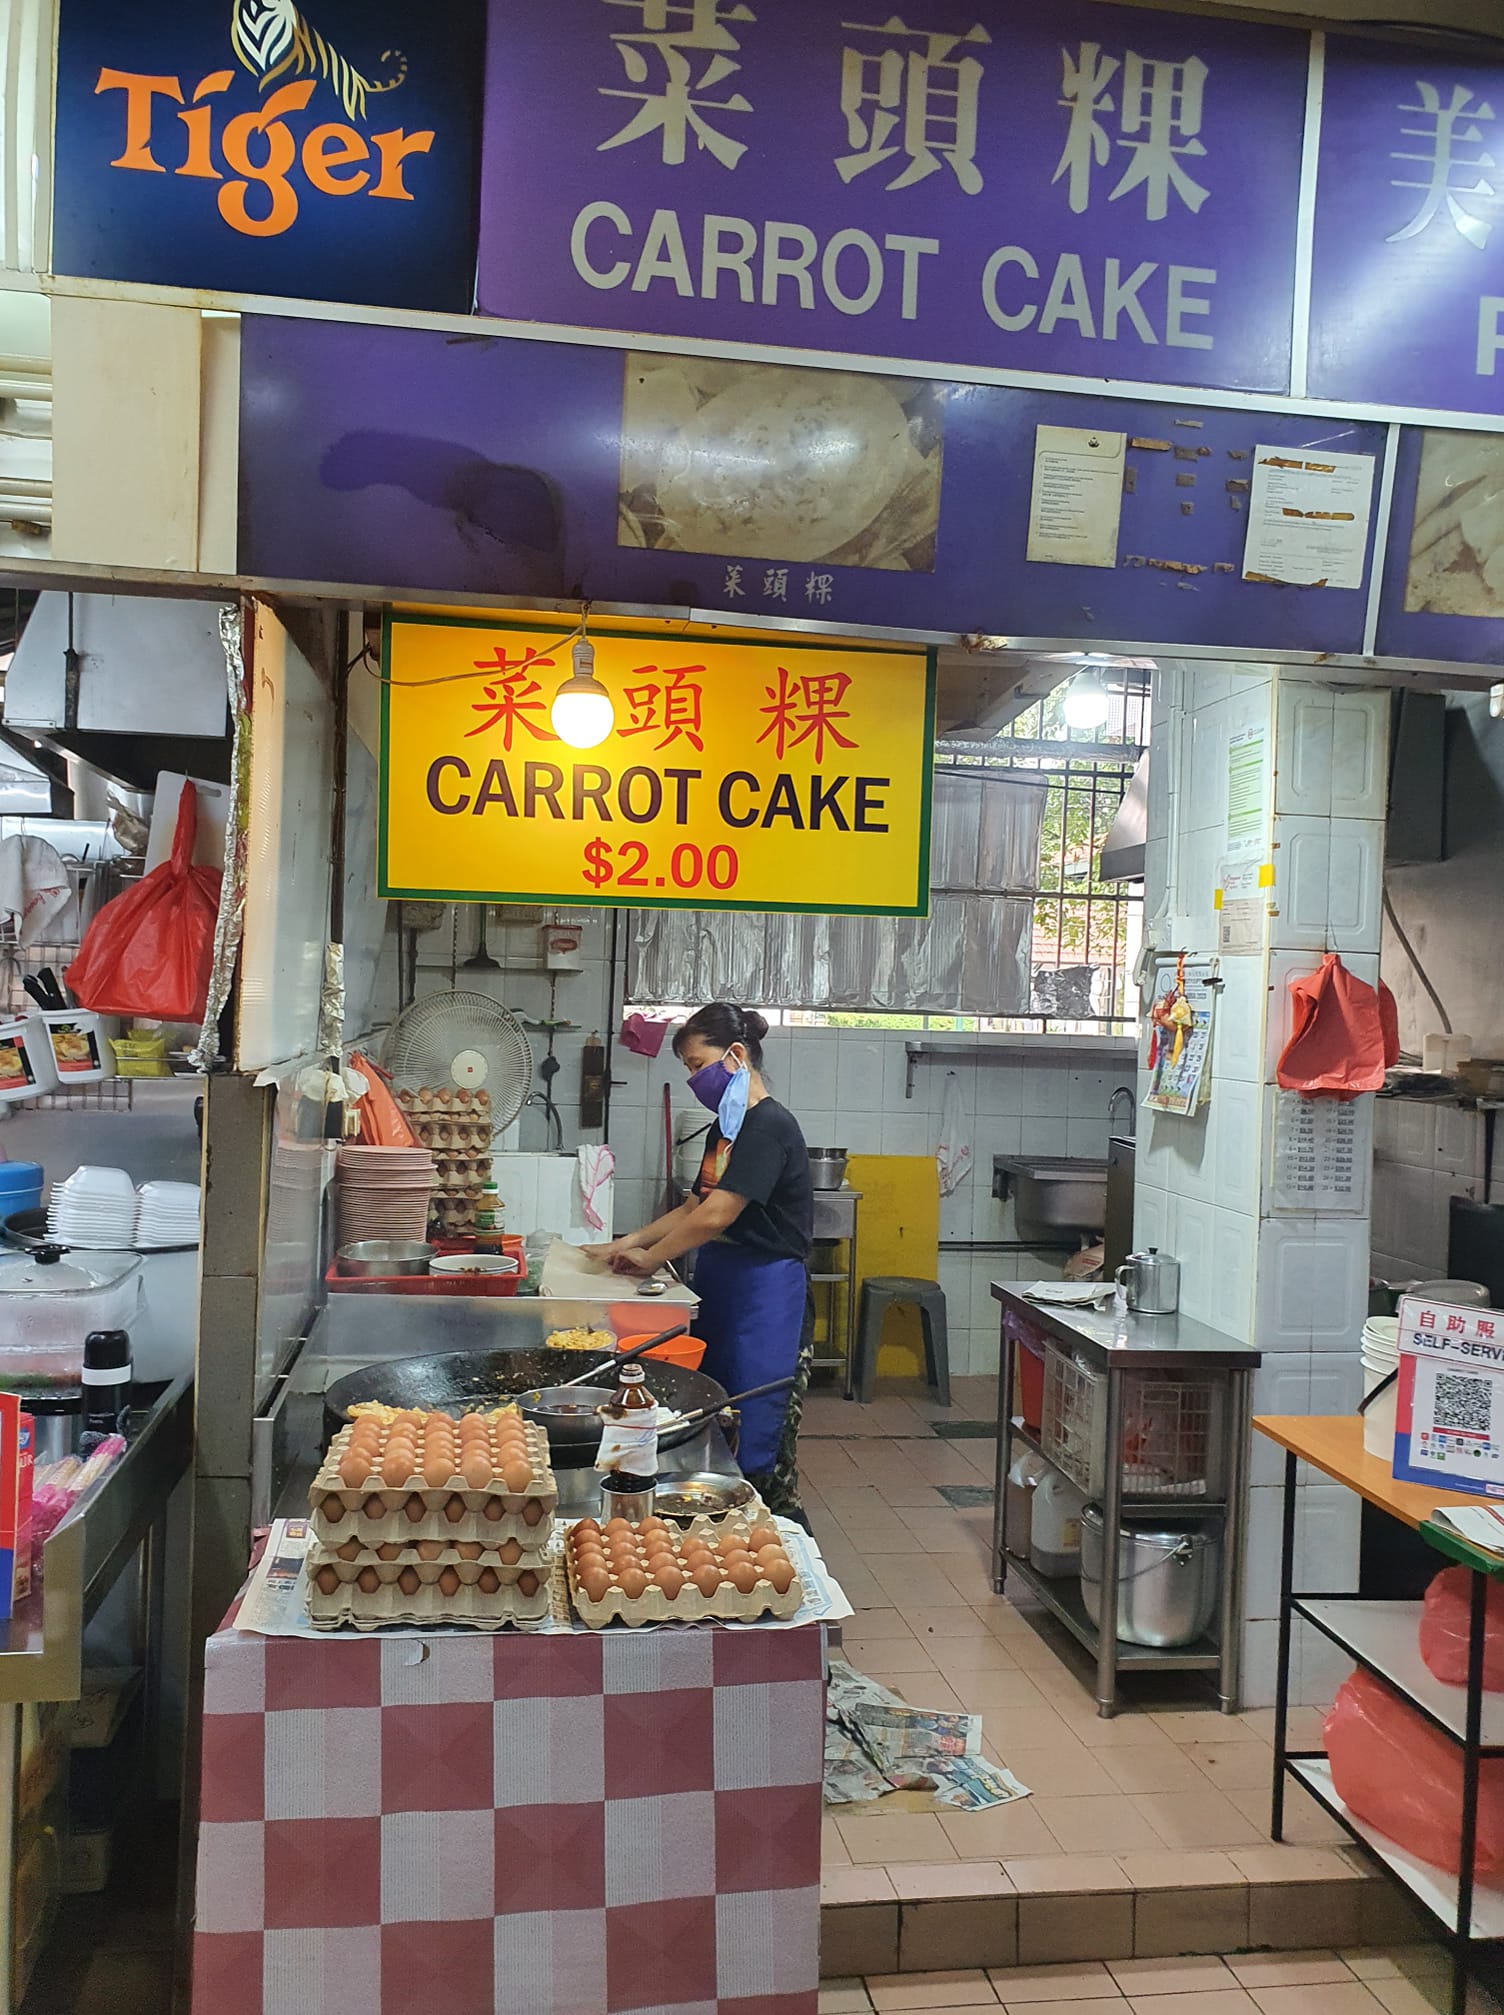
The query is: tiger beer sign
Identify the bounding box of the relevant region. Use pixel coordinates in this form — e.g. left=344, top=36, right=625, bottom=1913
left=380, top=614, right=936, bottom=916
left=52, top=0, right=483, bottom=312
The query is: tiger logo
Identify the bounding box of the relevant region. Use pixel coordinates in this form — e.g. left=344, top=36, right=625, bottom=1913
left=229, top=0, right=408, bottom=124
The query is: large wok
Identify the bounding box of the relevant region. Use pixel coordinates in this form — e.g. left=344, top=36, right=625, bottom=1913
left=323, top=1348, right=730, bottom=1468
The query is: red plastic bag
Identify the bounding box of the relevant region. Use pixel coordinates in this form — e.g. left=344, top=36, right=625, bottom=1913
left=349, top=1051, right=418, bottom=1149
left=65, top=783, right=222, bottom=1022
left=1419, top=1567, right=1504, bottom=1689
left=1276, top=953, right=1388, bottom=1099
left=1326, top=1668, right=1504, bottom=1881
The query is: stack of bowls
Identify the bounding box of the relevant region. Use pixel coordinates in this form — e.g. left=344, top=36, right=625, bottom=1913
left=1360, top=1317, right=1401, bottom=1461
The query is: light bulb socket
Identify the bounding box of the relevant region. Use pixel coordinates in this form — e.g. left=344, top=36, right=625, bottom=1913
left=572, top=636, right=596, bottom=679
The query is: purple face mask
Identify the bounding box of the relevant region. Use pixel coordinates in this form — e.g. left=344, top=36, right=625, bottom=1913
left=687, top=1058, right=734, bottom=1113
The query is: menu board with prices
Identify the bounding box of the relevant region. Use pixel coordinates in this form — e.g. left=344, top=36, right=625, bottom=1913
left=1268, top=1091, right=1371, bottom=1215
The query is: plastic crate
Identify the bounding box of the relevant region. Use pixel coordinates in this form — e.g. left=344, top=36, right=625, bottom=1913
left=1040, top=1348, right=1226, bottom=1500
left=325, top=1235, right=526, bottom=1296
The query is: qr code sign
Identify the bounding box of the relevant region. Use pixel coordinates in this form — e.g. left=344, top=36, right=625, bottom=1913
left=1434, top=1370, right=1493, bottom=1437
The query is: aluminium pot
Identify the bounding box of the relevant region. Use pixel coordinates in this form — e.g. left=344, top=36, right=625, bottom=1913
left=1079, top=1504, right=1221, bottom=1648
left=807, top=1148, right=849, bottom=1190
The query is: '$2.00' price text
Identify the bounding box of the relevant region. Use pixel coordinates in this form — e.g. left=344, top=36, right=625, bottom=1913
left=581, top=838, right=739, bottom=894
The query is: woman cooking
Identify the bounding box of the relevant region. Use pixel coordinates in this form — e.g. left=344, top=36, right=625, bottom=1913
left=586, top=1004, right=813, bottom=1523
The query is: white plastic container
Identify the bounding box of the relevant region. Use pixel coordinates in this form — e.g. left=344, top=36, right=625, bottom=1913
left=1030, top=1468, right=1086, bottom=1577
left=0, top=1015, right=58, bottom=1103
left=1361, top=1316, right=1400, bottom=1461
left=1005, top=1449, right=1046, bottom=1558
left=41, top=1009, right=114, bottom=1084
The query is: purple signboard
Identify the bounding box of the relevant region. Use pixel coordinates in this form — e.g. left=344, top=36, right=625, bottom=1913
left=238, top=314, right=1384, bottom=656
left=1309, top=39, right=1504, bottom=415
left=475, top=0, right=1309, bottom=396
left=1376, top=427, right=1504, bottom=666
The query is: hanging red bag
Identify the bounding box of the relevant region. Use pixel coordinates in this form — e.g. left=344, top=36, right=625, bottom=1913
left=65, top=783, right=222, bottom=1021
left=1275, top=952, right=1388, bottom=1099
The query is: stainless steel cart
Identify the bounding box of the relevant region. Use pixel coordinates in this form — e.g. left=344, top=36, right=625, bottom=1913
left=990, top=1285, right=1260, bottom=1717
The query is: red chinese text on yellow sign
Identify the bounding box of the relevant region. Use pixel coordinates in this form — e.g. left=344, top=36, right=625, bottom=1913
left=379, top=616, right=936, bottom=916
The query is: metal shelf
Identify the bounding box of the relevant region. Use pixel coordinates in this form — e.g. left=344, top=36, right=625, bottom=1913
left=1297, top=1598, right=1504, bottom=1752
left=1289, top=1757, right=1504, bottom=1941
left=1006, top=1419, right=1228, bottom=1515
left=0, top=1375, right=192, bottom=1704
left=1003, top=1546, right=1222, bottom=1674
left=905, top=1037, right=1135, bottom=1098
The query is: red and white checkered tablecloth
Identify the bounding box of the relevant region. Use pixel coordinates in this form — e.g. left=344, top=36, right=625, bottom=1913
left=192, top=1620, right=824, bottom=2015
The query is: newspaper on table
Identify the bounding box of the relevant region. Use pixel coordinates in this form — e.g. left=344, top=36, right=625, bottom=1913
left=825, top=1660, right=1030, bottom=1812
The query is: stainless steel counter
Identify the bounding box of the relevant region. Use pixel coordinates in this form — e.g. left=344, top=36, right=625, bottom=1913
left=991, top=1285, right=1262, bottom=1372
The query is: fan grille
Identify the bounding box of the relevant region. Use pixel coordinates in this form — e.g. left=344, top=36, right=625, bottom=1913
left=384, top=992, right=534, bottom=1134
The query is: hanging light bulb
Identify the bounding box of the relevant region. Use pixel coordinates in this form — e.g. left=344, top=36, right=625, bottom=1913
left=550, top=635, right=614, bottom=749
left=1062, top=668, right=1111, bottom=730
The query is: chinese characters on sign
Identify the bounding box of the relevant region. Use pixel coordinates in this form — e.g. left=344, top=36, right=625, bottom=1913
left=381, top=618, right=935, bottom=913
left=478, top=0, right=1309, bottom=394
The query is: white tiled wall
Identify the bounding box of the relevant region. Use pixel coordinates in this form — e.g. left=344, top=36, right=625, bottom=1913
left=1140, top=665, right=1389, bottom=1707
left=607, top=1018, right=1137, bottom=1377
left=1370, top=1095, right=1486, bottom=1283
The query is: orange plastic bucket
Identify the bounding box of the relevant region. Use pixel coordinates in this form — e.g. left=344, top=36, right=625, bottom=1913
left=618, top=1329, right=706, bottom=1371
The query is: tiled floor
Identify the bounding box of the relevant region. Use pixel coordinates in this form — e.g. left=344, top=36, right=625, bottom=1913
left=822, top=1945, right=1497, bottom=2013
left=804, top=1377, right=1436, bottom=1981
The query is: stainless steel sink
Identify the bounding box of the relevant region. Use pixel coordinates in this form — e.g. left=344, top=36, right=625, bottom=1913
left=992, top=1155, right=1108, bottom=1233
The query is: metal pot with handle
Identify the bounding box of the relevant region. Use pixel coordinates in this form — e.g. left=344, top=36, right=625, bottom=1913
left=1115, top=1246, right=1180, bottom=1316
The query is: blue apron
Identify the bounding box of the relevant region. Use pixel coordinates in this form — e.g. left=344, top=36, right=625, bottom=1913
left=692, top=1241, right=807, bottom=1476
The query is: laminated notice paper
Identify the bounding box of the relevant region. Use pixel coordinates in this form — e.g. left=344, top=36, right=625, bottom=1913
left=1026, top=425, right=1126, bottom=569
left=1243, top=446, right=1375, bottom=590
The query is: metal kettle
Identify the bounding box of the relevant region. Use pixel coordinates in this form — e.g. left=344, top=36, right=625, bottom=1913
left=1115, top=1246, right=1180, bottom=1316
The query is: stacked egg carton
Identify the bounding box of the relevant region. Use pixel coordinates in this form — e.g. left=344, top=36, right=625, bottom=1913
left=306, top=1405, right=557, bottom=1630
left=394, top=1087, right=493, bottom=1239
left=565, top=1512, right=803, bottom=1628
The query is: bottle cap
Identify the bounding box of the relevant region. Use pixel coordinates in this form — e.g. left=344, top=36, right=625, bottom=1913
left=84, top=1329, right=132, bottom=1371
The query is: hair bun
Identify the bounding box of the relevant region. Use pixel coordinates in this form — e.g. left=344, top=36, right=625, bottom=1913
left=739, top=1009, right=769, bottom=1045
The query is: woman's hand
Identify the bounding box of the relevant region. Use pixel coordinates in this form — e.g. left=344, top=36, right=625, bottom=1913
left=608, top=1247, right=660, bottom=1278
left=580, top=1236, right=638, bottom=1263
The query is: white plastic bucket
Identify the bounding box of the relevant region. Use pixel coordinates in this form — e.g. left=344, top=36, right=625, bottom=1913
left=1362, top=1359, right=1399, bottom=1461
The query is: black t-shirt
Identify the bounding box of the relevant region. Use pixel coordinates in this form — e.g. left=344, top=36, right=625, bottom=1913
left=695, top=1098, right=813, bottom=1261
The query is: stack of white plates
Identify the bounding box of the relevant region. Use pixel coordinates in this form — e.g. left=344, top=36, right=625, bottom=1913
left=136, top=1181, right=201, bottom=1250
left=46, top=1165, right=136, bottom=1250
left=335, top=1146, right=435, bottom=1248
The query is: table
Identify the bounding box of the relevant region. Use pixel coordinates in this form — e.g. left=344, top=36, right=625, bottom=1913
left=992, top=1288, right=1260, bottom=1716
left=1257, top=1414, right=1499, bottom=2015
left=191, top=1603, right=825, bottom=2015
left=809, top=1188, right=861, bottom=1397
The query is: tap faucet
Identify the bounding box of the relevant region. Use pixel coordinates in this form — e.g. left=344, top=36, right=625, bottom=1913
left=1108, top=1085, right=1137, bottom=1139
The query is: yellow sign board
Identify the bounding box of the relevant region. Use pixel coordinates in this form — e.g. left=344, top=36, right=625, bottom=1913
left=379, top=615, right=935, bottom=915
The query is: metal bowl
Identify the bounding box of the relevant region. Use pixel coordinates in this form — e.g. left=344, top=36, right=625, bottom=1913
left=336, top=1239, right=434, bottom=1278
left=652, top=1472, right=758, bottom=1521
left=807, top=1148, right=849, bottom=1190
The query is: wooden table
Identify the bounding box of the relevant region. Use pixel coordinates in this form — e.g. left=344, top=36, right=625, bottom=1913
left=1255, top=1414, right=1502, bottom=2015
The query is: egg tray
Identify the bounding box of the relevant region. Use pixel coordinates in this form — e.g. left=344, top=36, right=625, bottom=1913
left=308, top=1547, right=550, bottom=1595
left=305, top=1573, right=552, bottom=1634
left=311, top=1418, right=557, bottom=1538
left=564, top=1518, right=803, bottom=1630
left=320, top=1535, right=551, bottom=1573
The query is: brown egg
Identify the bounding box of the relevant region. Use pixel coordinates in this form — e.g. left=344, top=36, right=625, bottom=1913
left=636, top=1516, right=667, bottom=1538
left=444, top=1494, right=467, bottom=1523
left=357, top=1566, right=380, bottom=1593
left=653, top=1564, right=684, bottom=1600
left=458, top=1413, right=488, bottom=1438
left=349, top=1426, right=381, bottom=1455
left=398, top=1567, right=421, bottom=1596
left=517, top=1570, right=538, bottom=1596
left=575, top=1518, right=601, bottom=1538
left=314, top=1566, right=339, bottom=1594
left=521, top=1497, right=544, bottom=1525
left=478, top=1567, right=501, bottom=1594
left=728, top=1560, right=759, bottom=1594
left=482, top=1498, right=504, bottom=1522
left=337, top=1539, right=360, bottom=1560
left=417, top=1540, right=443, bottom=1561
left=365, top=1494, right=389, bottom=1520
left=456, top=1541, right=482, bottom=1561
left=499, top=1539, right=522, bottom=1565
left=580, top=1565, right=609, bottom=1603
left=438, top=1567, right=461, bottom=1595
left=617, top=1567, right=647, bottom=1600
left=645, top=1547, right=678, bottom=1577
left=461, top=1452, right=492, bottom=1490
left=603, top=1517, right=632, bottom=1536
left=377, top=1542, right=402, bottom=1562
left=766, top=1558, right=795, bottom=1594
left=405, top=1494, right=428, bottom=1523
left=719, top=1547, right=753, bottom=1571
left=692, top=1562, right=721, bottom=1597
left=423, top=1452, right=453, bottom=1489
left=681, top=1543, right=713, bottom=1571
left=746, top=1525, right=779, bottom=1553
left=338, top=1451, right=368, bottom=1489
left=322, top=1498, right=345, bottom=1525
left=381, top=1447, right=413, bottom=1488
left=502, top=1461, right=531, bottom=1494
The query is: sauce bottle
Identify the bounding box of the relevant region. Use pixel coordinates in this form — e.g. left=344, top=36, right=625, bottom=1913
left=473, top=1180, right=504, bottom=1255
